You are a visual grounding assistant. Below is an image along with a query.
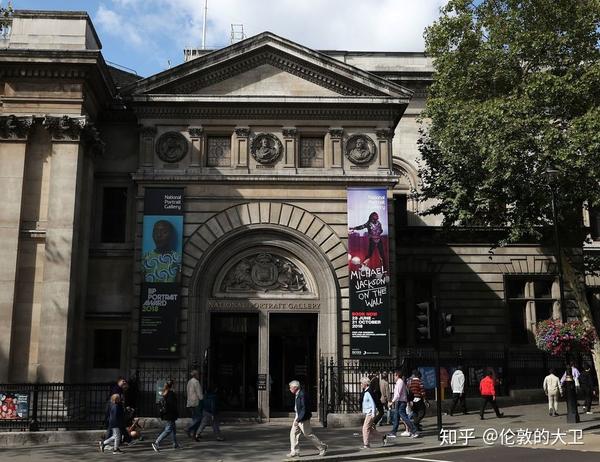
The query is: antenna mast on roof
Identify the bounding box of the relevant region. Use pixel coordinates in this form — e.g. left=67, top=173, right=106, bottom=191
left=230, top=24, right=245, bottom=44
left=202, top=0, right=208, bottom=49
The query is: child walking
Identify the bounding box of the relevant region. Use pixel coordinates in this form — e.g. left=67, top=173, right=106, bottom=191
left=99, top=394, right=125, bottom=454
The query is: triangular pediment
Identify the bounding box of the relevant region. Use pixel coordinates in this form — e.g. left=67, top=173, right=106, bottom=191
left=122, top=32, right=413, bottom=99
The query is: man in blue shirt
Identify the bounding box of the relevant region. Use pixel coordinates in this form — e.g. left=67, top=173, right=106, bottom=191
left=287, top=380, right=327, bottom=458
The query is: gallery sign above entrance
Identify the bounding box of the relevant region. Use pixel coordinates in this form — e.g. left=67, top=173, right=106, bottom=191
left=207, top=299, right=321, bottom=311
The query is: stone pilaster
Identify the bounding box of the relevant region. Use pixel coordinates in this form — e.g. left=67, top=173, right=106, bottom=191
left=0, top=115, right=33, bottom=381
left=233, top=127, right=250, bottom=169
left=327, top=128, right=344, bottom=169
left=376, top=129, right=393, bottom=170
left=281, top=128, right=297, bottom=169
left=36, top=116, right=86, bottom=382
left=187, top=126, right=204, bottom=169
left=139, top=126, right=157, bottom=171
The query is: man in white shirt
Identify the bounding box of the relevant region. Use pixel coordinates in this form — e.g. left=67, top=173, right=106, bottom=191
left=185, top=370, right=204, bottom=440
left=360, top=377, right=387, bottom=449
left=543, top=368, right=562, bottom=416
left=449, top=366, right=467, bottom=416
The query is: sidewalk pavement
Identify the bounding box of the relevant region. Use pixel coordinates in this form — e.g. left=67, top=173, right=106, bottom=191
left=0, top=402, right=599, bottom=461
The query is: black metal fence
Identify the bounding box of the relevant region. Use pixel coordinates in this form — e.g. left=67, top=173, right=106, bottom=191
left=128, top=367, right=192, bottom=418
left=0, top=383, right=110, bottom=432
left=318, top=349, right=584, bottom=426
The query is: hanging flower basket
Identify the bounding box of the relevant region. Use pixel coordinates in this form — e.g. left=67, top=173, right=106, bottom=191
left=535, top=319, right=597, bottom=356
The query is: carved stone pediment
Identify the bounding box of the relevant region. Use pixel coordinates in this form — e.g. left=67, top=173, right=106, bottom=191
left=122, top=32, right=413, bottom=100
left=220, top=253, right=309, bottom=294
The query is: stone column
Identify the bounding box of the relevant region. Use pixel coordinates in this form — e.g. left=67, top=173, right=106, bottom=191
left=376, top=129, right=393, bottom=170
left=233, top=127, right=250, bottom=169
left=36, top=116, right=86, bottom=382
left=187, top=126, right=204, bottom=170
left=327, top=128, right=344, bottom=169
left=0, top=115, right=33, bottom=382
left=257, top=310, right=269, bottom=421
left=282, top=128, right=297, bottom=169
left=139, top=126, right=157, bottom=172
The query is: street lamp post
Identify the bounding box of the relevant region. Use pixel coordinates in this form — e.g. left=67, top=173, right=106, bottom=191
left=545, top=166, right=567, bottom=321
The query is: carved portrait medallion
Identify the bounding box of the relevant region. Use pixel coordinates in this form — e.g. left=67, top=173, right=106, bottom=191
left=345, top=134, right=376, bottom=165
left=156, top=131, right=188, bottom=163
left=250, top=133, right=283, bottom=164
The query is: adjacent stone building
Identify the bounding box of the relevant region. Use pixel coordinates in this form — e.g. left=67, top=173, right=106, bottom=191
left=1, top=10, right=598, bottom=419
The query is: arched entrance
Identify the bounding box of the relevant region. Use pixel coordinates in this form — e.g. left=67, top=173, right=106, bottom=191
left=183, top=203, right=345, bottom=419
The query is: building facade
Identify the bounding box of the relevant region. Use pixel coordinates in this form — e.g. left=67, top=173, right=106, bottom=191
left=1, top=11, right=599, bottom=419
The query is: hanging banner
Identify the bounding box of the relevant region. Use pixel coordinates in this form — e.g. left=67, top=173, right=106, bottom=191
left=139, top=188, right=184, bottom=358
left=347, top=188, right=391, bottom=357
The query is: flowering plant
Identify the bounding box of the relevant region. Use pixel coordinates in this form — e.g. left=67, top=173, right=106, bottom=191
left=535, top=319, right=597, bottom=356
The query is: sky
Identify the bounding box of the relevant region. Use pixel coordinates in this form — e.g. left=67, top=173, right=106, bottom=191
left=6, top=0, right=447, bottom=77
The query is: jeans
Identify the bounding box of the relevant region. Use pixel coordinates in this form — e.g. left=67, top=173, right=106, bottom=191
left=155, top=420, right=178, bottom=447
left=186, top=402, right=203, bottom=435
left=198, top=410, right=221, bottom=435
left=391, top=402, right=417, bottom=434
left=450, top=392, right=467, bottom=415
left=102, top=427, right=121, bottom=451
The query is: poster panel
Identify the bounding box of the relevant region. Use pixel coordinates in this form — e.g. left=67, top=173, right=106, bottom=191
left=139, top=188, right=184, bottom=358
left=0, top=393, right=29, bottom=420
left=347, top=188, right=391, bottom=356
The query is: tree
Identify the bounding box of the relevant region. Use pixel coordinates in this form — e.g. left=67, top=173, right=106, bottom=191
left=418, top=0, right=600, bottom=386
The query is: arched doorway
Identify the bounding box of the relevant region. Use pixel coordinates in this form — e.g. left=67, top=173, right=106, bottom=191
left=187, top=224, right=340, bottom=419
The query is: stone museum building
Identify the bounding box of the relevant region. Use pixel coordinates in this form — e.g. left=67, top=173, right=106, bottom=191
left=1, top=10, right=599, bottom=419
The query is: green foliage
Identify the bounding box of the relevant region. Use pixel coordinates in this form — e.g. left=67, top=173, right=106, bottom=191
left=418, top=0, right=600, bottom=245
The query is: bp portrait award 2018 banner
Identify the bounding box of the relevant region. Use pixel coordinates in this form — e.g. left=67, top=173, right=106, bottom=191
left=139, top=188, right=184, bottom=358
left=347, top=188, right=391, bottom=357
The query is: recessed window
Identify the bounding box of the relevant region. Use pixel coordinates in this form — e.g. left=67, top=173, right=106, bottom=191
left=207, top=136, right=231, bottom=167
left=101, top=187, right=128, bottom=243
left=394, top=194, right=408, bottom=227
left=591, top=208, right=600, bottom=240
left=93, top=329, right=122, bottom=369
left=299, top=137, right=324, bottom=168
left=505, top=277, right=556, bottom=345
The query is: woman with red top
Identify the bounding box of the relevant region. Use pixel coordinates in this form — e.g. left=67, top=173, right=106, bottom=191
left=479, top=371, right=504, bottom=420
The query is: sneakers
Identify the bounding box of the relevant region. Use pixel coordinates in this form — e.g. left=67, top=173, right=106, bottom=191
left=216, top=436, right=225, bottom=441
left=586, top=411, right=594, bottom=415
left=318, top=444, right=328, bottom=456
left=400, top=431, right=411, bottom=437
left=360, top=445, right=370, bottom=450
left=151, top=442, right=159, bottom=452
left=411, top=433, right=420, bottom=438
left=386, top=433, right=397, bottom=438
left=98, top=441, right=104, bottom=453
left=286, top=451, right=299, bottom=457
left=112, top=448, right=123, bottom=454
left=173, top=444, right=181, bottom=449
left=382, top=435, right=388, bottom=447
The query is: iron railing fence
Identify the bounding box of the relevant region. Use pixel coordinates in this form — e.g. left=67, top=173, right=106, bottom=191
left=128, top=367, right=192, bottom=418
left=318, top=349, right=586, bottom=426
left=0, top=383, right=110, bottom=432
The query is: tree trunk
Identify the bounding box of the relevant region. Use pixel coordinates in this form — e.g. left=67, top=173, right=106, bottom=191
left=562, top=253, right=600, bottom=391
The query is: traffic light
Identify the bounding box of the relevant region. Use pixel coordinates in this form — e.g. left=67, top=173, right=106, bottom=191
left=440, top=312, right=454, bottom=336
left=416, top=301, right=431, bottom=340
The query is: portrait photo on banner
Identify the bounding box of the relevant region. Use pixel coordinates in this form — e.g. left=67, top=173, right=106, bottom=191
left=142, top=215, right=183, bottom=283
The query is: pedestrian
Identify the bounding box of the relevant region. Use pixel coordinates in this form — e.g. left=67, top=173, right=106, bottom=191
left=560, top=362, right=580, bottom=388
left=407, top=370, right=428, bottom=431
left=104, top=377, right=127, bottom=441
left=99, top=394, right=125, bottom=454
left=287, top=380, right=327, bottom=458
left=387, top=370, right=419, bottom=438
left=152, top=380, right=180, bottom=452
left=543, top=368, right=562, bottom=416
left=579, top=364, right=596, bottom=414
left=360, top=377, right=388, bottom=449
left=378, top=372, right=390, bottom=426
left=196, top=384, right=224, bottom=441
left=368, top=374, right=384, bottom=426
left=185, top=369, right=204, bottom=441
left=449, top=366, right=467, bottom=416
left=479, top=371, right=503, bottom=420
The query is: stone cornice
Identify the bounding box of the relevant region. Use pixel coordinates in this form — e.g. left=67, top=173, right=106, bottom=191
left=131, top=172, right=398, bottom=186
left=42, top=115, right=87, bottom=141
left=0, top=115, right=34, bottom=140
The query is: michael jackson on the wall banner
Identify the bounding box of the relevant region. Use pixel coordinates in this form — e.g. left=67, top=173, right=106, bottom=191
left=139, top=188, right=184, bottom=358
left=347, top=188, right=391, bottom=357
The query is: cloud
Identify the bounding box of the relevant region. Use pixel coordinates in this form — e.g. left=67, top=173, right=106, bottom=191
left=94, top=0, right=446, bottom=75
